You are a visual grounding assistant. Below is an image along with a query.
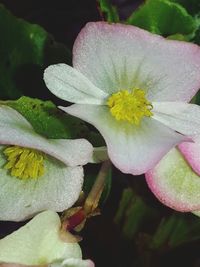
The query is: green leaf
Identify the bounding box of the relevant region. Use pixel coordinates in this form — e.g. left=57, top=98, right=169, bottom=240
left=193, top=23, right=200, bottom=45
left=98, top=0, right=119, bottom=23
left=0, top=5, right=71, bottom=100
left=167, top=33, right=190, bottom=41
left=127, top=0, right=197, bottom=37
left=114, top=188, right=157, bottom=240
left=86, top=131, right=105, bottom=147
left=3, top=96, right=88, bottom=139
left=150, top=213, right=200, bottom=250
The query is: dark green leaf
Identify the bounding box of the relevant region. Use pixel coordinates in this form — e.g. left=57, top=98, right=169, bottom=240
left=4, top=96, right=88, bottom=139
left=127, top=0, right=197, bottom=37
left=0, top=5, right=71, bottom=100
left=114, top=188, right=157, bottom=240
left=169, top=0, right=200, bottom=15
left=150, top=213, right=200, bottom=250
left=193, top=24, right=200, bottom=45
left=98, top=0, right=119, bottom=23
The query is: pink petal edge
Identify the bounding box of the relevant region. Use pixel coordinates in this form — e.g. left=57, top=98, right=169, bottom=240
left=73, top=22, right=200, bottom=102
left=146, top=161, right=200, bottom=212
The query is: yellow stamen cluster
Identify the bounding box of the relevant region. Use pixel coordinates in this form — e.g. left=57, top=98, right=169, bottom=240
left=107, top=89, right=153, bottom=125
left=3, top=146, right=45, bottom=179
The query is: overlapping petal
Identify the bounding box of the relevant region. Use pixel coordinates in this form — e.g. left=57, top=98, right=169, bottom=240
left=146, top=148, right=200, bottom=212
left=0, top=211, right=93, bottom=266
left=61, top=104, right=185, bottom=175
left=179, top=137, right=200, bottom=176
left=73, top=22, right=200, bottom=101
left=0, top=105, right=93, bottom=167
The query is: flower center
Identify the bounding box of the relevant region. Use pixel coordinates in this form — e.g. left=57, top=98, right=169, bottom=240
left=107, top=89, right=153, bottom=125
left=3, top=146, right=45, bottom=179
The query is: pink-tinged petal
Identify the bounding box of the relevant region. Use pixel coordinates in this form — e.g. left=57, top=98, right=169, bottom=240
left=179, top=137, right=200, bottom=176
left=60, top=104, right=185, bottom=175
left=152, top=102, right=200, bottom=136
left=44, top=64, right=108, bottom=105
left=146, top=148, right=200, bottom=212
left=0, top=146, right=84, bottom=221
left=73, top=22, right=200, bottom=101
left=60, top=259, right=95, bottom=267
left=0, top=106, right=93, bottom=167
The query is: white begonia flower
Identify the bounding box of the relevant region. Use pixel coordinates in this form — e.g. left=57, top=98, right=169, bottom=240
left=0, top=210, right=94, bottom=267
left=44, top=22, right=200, bottom=175
left=0, top=105, right=93, bottom=221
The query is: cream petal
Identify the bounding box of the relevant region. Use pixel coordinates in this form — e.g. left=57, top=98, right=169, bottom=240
left=52, top=259, right=95, bottom=267
left=0, top=211, right=82, bottom=265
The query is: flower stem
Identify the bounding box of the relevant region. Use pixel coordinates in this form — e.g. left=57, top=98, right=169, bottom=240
left=84, top=159, right=111, bottom=215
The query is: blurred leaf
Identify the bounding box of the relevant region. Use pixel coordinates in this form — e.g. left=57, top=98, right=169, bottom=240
left=114, top=188, right=157, bottom=240
left=98, top=0, right=119, bottom=22
left=114, top=188, right=133, bottom=225
left=4, top=96, right=88, bottom=139
left=0, top=4, right=71, bottom=100
left=150, top=214, right=182, bottom=250
left=193, top=23, right=200, bottom=45
left=167, top=33, right=190, bottom=41
left=169, top=214, right=200, bottom=248
left=127, top=0, right=197, bottom=37
left=169, top=0, right=200, bottom=15
left=150, top=213, right=200, bottom=250
left=83, top=166, right=112, bottom=206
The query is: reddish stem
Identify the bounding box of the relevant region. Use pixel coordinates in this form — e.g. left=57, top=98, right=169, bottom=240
left=66, top=208, right=86, bottom=231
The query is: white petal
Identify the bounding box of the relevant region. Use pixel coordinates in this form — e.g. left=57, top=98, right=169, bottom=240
left=0, top=146, right=83, bottom=221
left=60, top=104, right=185, bottom=175
left=73, top=22, right=200, bottom=101
left=53, top=259, right=95, bottom=267
left=152, top=102, right=200, bottom=136
left=146, top=148, right=200, bottom=212
left=44, top=64, right=108, bottom=105
left=0, top=211, right=82, bottom=265
left=0, top=105, right=93, bottom=167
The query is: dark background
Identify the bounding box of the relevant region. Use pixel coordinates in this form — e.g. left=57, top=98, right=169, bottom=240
left=0, top=0, right=141, bottom=49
